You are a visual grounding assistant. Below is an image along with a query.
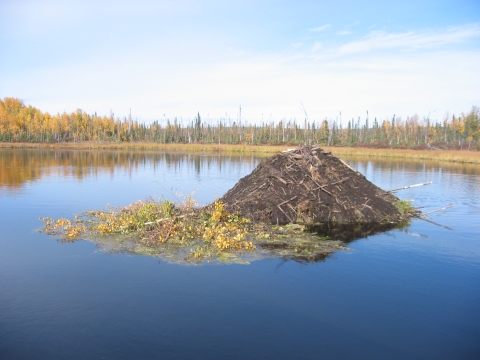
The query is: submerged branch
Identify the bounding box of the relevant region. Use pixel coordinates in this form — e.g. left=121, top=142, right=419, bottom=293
left=416, top=217, right=454, bottom=230
left=421, top=205, right=455, bottom=216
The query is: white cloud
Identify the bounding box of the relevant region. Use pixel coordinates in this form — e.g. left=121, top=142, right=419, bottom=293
left=2, top=10, right=479, bottom=126
left=310, top=42, right=323, bottom=52
left=338, top=23, right=480, bottom=55
left=310, top=24, right=331, bottom=32
left=5, top=42, right=479, bottom=124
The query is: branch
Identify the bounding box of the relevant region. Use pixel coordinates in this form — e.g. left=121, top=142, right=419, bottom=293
left=387, top=182, right=432, bottom=192
left=421, top=205, right=455, bottom=216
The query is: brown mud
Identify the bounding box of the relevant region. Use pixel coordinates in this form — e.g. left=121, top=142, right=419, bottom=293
left=220, top=145, right=407, bottom=229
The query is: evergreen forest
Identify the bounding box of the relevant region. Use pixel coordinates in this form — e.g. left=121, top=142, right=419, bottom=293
left=1, top=97, right=479, bottom=150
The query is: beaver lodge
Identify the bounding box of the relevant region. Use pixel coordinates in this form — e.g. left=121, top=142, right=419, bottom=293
left=41, top=145, right=415, bottom=264
left=220, top=145, right=409, bottom=240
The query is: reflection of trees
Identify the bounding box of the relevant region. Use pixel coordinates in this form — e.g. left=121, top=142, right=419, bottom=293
left=2, top=148, right=477, bottom=196
left=344, top=155, right=480, bottom=176
left=0, top=150, right=259, bottom=189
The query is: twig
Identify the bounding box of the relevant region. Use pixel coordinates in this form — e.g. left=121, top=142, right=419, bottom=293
left=163, top=227, right=172, bottom=242
left=312, top=177, right=349, bottom=191
left=388, top=182, right=432, bottom=192
left=360, top=199, right=373, bottom=211
left=286, top=203, right=296, bottom=213
left=421, top=205, right=455, bottom=216
left=416, top=217, right=454, bottom=230
left=336, top=156, right=359, bottom=174
left=278, top=196, right=297, bottom=207
left=277, top=204, right=293, bottom=222
left=246, top=182, right=266, bottom=197
left=144, top=215, right=185, bottom=226
left=268, top=180, right=280, bottom=196
left=272, top=176, right=288, bottom=185
left=144, top=218, right=168, bottom=225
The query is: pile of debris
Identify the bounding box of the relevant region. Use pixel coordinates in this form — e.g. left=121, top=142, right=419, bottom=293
left=220, top=145, right=405, bottom=230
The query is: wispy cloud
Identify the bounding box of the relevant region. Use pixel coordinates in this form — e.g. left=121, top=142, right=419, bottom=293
left=338, top=23, right=480, bottom=55
left=310, top=24, right=331, bottom=32
left=336, top=21, right=359, bottom=36
left=2, top=1, right=479, bottom=124
left=309, top=42, right=322, bottom=52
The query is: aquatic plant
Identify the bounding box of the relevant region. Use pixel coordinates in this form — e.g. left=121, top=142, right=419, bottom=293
left=40, top=193, right=358, bottom=264
left=40, top=197, right=257, bottom=263
left=395, top=200, right=417, bottom=216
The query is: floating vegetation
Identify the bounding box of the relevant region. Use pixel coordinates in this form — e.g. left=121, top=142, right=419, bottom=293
left=40, top=195, right=353, bottom=264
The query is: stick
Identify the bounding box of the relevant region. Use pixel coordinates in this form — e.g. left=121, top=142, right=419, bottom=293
left=277, top=205, right=293, bottom=223
left=144, top=215, right=185, bottom=226
left=278, top=196, right=297, bottom=207
left=144, top=218, right=168, bottom=225
left=337, top=157, right=359, bottom=174
left=162, top=227, right=172, bottom=242
left=422, top=205, right=455, bottom=216
left=312, top=177, right=349, bottom=191
left=416, top=217, right=454, bottom=230
left=246, top=182, right=266, bottom=197
left=388, top=182, right=432, bottom=192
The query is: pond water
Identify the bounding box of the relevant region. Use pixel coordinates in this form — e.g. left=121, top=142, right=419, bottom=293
left=1, top=149, right=479, bottom=359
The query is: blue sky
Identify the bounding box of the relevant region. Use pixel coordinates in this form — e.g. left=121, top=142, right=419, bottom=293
left=1, top=0, right=479, bottom=124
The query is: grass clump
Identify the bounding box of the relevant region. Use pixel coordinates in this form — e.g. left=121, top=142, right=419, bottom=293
left=40, top=197, right=256, bottom=263
left=395, top=199, right=417, bottom=217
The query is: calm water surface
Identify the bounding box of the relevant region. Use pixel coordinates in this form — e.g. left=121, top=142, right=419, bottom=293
left=1, top=149, right=479, bottom=359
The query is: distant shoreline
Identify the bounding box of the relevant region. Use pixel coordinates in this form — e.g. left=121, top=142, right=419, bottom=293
left=1, top=142, right=479, bottom=164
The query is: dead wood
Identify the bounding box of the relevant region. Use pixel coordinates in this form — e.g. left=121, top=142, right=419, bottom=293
left=388, top=182, right=432, bottom=192
left=220, top=145, right=405, bottom=227
left=421, top=205, right=455, bottom=216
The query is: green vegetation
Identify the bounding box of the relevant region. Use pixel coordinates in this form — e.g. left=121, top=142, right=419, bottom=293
left=2, top=97, right=479, bottom=150
left=395, top=200, right=417, bottom=216
left=40, top=196, right=349, bottom=264
left=41, top=197, right=255, bottom=262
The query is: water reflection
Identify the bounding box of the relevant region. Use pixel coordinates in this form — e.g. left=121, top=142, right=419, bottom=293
left=299, top=153, right=476, bottom=240
left=343, top=155, right=480, bottom=177
left=0, top=149, right=260, bottom=191
left=1, top=149, right=480, bottom=359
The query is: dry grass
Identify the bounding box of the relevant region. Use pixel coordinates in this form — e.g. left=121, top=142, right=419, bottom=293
left=0, top=141, right=285, bottom=154
left=324, top=147, right=480, bottom=164
left=1, top=142, right=479, bottom=164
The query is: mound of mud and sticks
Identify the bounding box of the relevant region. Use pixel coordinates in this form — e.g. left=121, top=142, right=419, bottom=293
left=220, top=145, right=407, bottom=241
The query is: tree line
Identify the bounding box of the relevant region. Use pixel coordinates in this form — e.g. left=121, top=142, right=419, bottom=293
left=1, top=97, right=479, bottom=149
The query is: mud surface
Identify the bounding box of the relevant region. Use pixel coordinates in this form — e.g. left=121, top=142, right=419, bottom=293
left=220, top=145, right=404, bottom=226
